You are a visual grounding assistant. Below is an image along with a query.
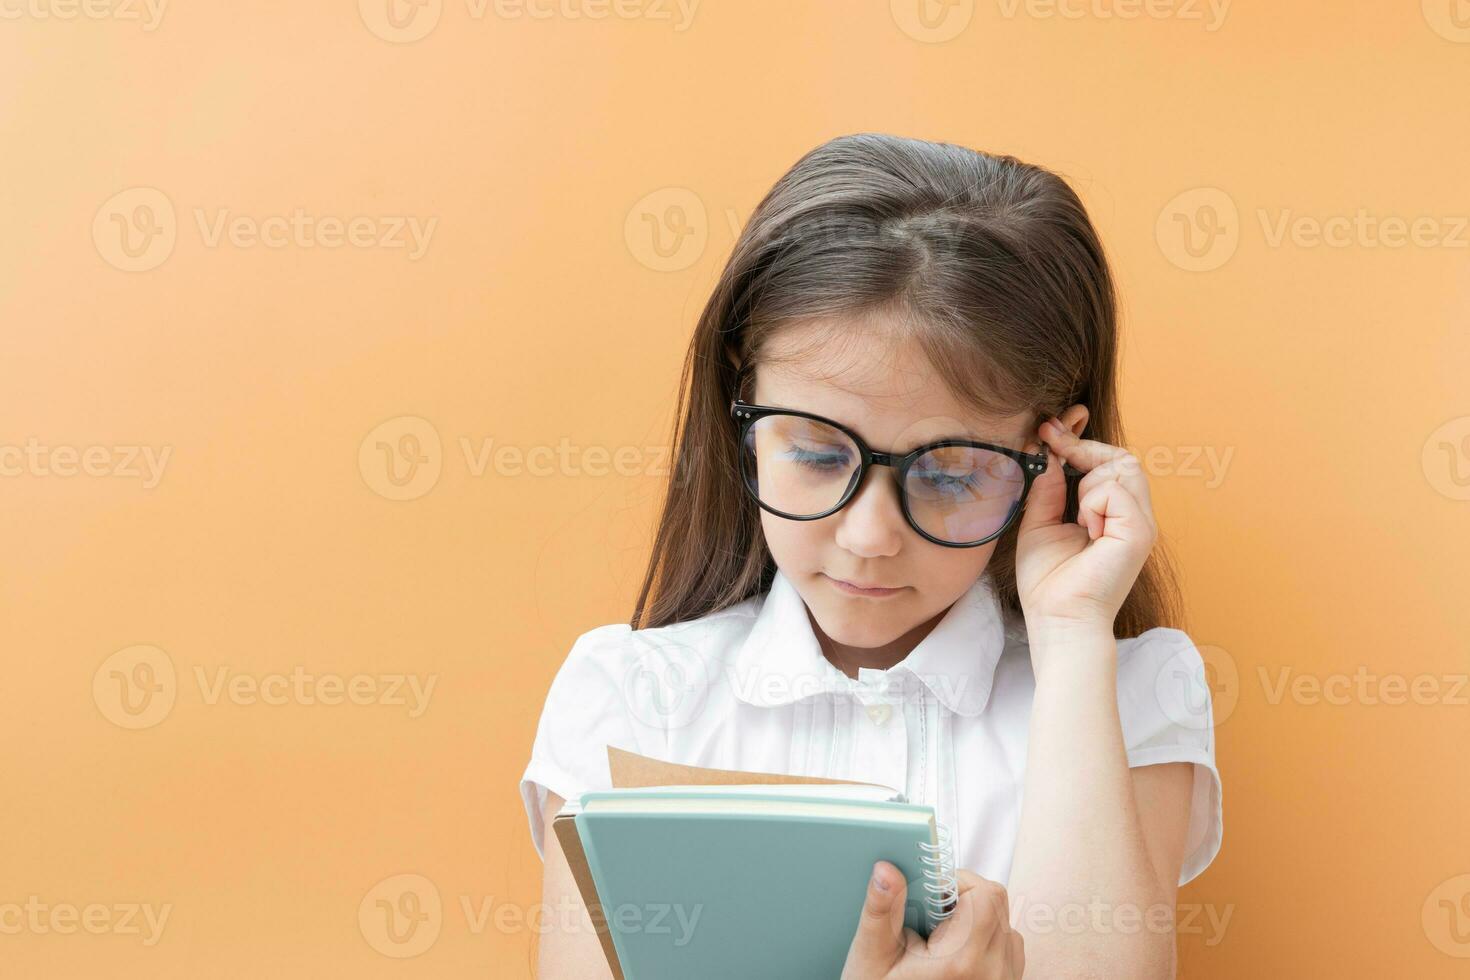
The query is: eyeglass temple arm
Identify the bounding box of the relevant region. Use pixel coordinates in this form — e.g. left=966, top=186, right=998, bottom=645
left=1037, top=441, right=1086, bottom=479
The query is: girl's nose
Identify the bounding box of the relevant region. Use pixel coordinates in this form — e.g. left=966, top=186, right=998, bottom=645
left=832, top=466, right=904, bottom=558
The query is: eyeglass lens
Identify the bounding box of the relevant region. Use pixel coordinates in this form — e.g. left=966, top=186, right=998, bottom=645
left=740, top=413, right=1027, bottom=544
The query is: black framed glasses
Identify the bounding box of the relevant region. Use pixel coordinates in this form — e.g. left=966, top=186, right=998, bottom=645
left=731, top=398, right=1064, bottom=548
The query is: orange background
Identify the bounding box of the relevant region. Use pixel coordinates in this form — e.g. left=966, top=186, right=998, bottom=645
left=2, top=1, right=1468, bottom=976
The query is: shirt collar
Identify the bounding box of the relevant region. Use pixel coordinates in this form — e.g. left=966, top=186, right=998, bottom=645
left=730, top=567, right=1011, bottom=716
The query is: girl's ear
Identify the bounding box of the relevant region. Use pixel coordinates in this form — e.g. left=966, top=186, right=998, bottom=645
left=728, top=350, right=751, bottom=400
left=1058, top=404, right=1089, bottom=437
left=1024, top=405, right=1090, bottom=454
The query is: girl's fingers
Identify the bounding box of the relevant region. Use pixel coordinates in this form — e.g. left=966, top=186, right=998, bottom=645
left=1076, top=454, right=1153, bottom=514
left=1043, top=421, right=1153, bottom=514
left=1042, top=420, right=1131, bottom=475
left=924, top=870, right=1006, bottom=967
left=842, top=861, right=911, bottom=977
left=1008, top=930, right=1025, bottom=977
left=1017, top=431, right=1070, bottom=533
left=1077, top=478, right=1158, bottom=544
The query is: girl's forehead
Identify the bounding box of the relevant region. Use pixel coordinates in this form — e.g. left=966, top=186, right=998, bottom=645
left=754, top=352, right=1033, bottom=449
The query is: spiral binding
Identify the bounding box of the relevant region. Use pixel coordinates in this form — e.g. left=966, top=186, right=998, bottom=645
left=916, top=823, right=958, bottom=925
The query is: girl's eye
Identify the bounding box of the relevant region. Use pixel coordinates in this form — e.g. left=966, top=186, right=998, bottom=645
left=912, top=465, right=984, bottom=496
left=785, top=444, right=850, bottom=471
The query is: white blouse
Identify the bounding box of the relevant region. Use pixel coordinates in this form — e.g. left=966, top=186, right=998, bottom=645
left=520, top=567, right=1223, bottom=886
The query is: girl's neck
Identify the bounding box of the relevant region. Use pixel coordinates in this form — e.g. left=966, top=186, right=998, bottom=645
left=806, top=605, right=949, bottom=680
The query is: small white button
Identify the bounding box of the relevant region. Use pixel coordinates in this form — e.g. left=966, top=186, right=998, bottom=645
left=865, top=703, right=892, bottom=726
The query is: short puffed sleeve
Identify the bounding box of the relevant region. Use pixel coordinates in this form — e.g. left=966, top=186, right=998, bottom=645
left=1115, top=626, right=1225, bottom=886
left=518, top=624, right=665, bottom=860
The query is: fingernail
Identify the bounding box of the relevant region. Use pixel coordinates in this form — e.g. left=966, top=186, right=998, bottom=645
left=871, top=866, right=890, bottom=893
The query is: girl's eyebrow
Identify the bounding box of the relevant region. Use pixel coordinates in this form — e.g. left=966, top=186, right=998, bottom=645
left=774, top=401, right=1020, bottom=449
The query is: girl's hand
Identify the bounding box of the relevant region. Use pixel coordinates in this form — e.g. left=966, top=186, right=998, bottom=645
left=1015, top=415, right=1159, bottom=641
left=841, top=861, right=1024, bottom=980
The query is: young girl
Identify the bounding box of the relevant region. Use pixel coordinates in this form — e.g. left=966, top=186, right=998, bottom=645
left=521, top=133, right=1222, bottom=978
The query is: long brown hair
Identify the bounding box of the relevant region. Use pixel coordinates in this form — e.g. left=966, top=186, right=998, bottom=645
left=630, top=133, right=1184, bottom=639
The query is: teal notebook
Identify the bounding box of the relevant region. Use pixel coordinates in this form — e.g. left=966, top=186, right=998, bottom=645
left=569, top=783, right=957, bottom=980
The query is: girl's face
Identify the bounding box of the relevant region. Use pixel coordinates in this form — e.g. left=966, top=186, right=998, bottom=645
left=750, top=318, right=1045, bottom=654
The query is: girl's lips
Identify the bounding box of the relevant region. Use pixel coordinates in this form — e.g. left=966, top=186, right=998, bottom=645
left=823, top=573, right=904, bottom=597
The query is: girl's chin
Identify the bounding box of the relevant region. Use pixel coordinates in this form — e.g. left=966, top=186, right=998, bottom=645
left=808, top=604, right=909, bottom=650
